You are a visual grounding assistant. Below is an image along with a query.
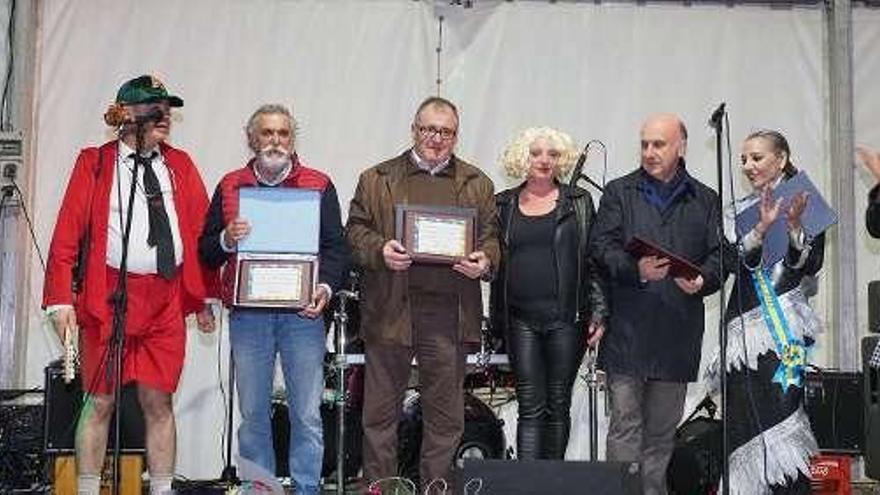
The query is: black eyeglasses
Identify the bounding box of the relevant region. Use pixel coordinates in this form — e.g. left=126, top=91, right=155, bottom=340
left=416, top=125, right=457, bottom=141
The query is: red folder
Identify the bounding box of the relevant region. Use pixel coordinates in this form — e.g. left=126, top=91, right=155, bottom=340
left=625, top=235, right=702, bottom=280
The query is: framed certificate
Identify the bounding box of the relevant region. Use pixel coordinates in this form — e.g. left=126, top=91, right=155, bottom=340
left=395, top=204, right=477, bottom=264
left=234, top=187, right=321, bottom=308
left=234, top=253, right=318, bottom=308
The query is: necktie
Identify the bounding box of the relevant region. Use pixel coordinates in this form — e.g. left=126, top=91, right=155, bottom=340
left=134, top=152, right=176, bottom=279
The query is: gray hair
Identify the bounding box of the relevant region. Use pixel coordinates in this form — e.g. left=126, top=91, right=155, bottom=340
left=245, top=103, right=298, bottom=152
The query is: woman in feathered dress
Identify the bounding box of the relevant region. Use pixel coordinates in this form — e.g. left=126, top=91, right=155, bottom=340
left=708, top=129, right=824, bottom=494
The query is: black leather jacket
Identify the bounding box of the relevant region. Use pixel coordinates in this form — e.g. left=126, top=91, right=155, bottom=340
left=490, top=183, right=609, bottom=339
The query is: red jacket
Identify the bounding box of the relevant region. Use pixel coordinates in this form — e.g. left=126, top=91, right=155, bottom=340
left=43, top=140, right=220, bottom=329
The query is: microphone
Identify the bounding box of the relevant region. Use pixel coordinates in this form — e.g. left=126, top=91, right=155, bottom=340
left=130, top=107, right=166, bottom=124
left=568, top=140, right=605, bottom=192
left=568, top=143, right=590, bottom=188
left=708, top=102, right=726, bottom=129
left=104, top=104, right=167, bottom=127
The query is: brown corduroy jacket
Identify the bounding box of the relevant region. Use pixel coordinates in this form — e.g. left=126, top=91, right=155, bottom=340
left=346, top=151, right=500, bottom=346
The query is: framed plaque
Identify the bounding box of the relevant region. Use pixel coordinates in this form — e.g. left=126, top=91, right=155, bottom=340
left=234, top=253, right=318, bottom=308
left=395, top=204, right=477, bottom=264
left=234, top=188, right=321, bottom=308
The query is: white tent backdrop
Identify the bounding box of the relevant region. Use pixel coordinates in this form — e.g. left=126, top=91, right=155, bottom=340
left=19, top=0, right=878, bottom=479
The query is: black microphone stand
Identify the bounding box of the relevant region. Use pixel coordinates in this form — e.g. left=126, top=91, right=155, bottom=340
left=219, top=343, right=239, bottom=485
left=332, top=289, right=357, bottom=494
left=568, top=139, right=607, bottom=460
left=568, top=141, right=605, bottom=194
left=709, top=103, right=730, bottom=495
left=107, top=122, right=147, bottom=495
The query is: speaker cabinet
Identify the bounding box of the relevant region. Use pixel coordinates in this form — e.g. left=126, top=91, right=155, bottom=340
left=869, top=282, right=880, bottom=333
left=0, top=396, right=44, bottom=491
left=43, top=361, right=145, bottom=454
left=863, top=335, right=880, bottom=479
left=803, top=369, right=863, bottom=453
left=458, top=460, right=641, bottom=495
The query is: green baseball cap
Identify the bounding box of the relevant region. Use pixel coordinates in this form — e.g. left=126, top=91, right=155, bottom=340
left=115, top=75, right=183, bottom=107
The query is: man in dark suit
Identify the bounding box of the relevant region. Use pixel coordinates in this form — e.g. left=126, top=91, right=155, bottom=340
left=590, top=113, right=721, bottom=495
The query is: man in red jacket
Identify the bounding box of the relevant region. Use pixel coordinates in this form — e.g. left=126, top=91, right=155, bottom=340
left=43, top=75, right=217, bottom=495
left=199, top=104, right=348, bottom=494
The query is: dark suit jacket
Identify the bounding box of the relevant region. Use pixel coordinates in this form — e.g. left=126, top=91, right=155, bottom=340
left=867, top=184, right=880, bottom=238
left=590, top=167, right=721, bottom=382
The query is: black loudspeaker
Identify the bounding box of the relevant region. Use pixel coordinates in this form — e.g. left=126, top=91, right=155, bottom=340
left=667, top=416, right=721, bottom=495
left=862, top=335, right=880, bottom=479
left=803, top=369, right=863, bottom=453
left=458, top=460, right=641, bottom=495
left=870, top=282, right=880, bottom=333
left=43, top=361, right=145, bottom=453
left=0, top=391, right=45, bottom=491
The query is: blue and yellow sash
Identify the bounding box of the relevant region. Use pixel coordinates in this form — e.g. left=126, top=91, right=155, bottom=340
left=751, top=268, right=806, bottom=391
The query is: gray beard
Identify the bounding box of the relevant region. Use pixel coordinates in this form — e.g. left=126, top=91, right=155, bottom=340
left=255, top=152, right=292, bottom=186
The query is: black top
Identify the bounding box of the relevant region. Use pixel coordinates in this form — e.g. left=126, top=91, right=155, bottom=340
left=490, top=183, right=609, bottom=342
left=507, top=205, right=558, bottom=322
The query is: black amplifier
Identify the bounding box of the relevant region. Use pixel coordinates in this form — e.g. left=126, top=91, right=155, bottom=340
left=458, top=459, right=641, bottom=495
left=803, top=369, right=863, bottom=454
left=43, top=360, right=145, bottom=453
left=0, top=389, right=45, bottom=491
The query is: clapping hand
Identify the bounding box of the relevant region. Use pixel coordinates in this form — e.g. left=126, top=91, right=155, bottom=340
left=858, top=146, right=880, bottom=183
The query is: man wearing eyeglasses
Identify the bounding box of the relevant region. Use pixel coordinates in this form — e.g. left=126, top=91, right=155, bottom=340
left=347, top=97, right=500, bottom=490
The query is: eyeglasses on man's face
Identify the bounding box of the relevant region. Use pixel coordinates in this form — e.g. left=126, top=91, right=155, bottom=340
left=416, top=125, right=457, bottom=141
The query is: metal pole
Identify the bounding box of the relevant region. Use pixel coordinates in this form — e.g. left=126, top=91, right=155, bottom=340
left=334, top=290, right=356, bottom=494
left=827, top=0, right=858, bottom=370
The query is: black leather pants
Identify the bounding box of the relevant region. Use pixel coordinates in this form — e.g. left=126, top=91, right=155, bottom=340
left=507, top=316, right=585, bottom=460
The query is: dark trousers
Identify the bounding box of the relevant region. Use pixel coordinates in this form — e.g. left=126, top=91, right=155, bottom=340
left=362, top=293, right=465, bottom=489
left=508, top=316, right=585, bottom=460
left=606, top=374, right=687, bottom=495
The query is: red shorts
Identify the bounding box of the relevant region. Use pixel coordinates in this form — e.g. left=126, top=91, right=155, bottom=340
left=80, top=267, right=185, bottom=395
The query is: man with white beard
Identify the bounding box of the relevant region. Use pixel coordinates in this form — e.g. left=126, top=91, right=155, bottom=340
left=198, top=104, right=348, bottom=494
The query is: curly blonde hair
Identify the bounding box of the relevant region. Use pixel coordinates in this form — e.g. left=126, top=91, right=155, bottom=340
left=500, top=127, right=579, bottom=180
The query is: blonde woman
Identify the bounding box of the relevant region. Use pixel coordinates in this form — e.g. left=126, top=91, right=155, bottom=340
left=490, top=127, right=608, bottom=460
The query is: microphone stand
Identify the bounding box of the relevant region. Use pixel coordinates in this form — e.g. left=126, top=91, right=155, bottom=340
left=569, top=139, right=606, bottom=459
left=219, top=343, right=239, bottom=485
left=709, top=104, right=729, bottom=495
left=584, top=347, right=601, bottom=461
left=107, top=123, right=147, bottom=495
left=332, top=289, right=357, bottom=494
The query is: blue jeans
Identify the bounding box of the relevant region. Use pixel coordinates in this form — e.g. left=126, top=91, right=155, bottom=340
left=230, top=309, right=325, bottom=495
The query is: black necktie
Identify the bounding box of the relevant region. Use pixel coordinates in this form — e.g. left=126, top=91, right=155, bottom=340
left=134, top=152, right=176, bottom=279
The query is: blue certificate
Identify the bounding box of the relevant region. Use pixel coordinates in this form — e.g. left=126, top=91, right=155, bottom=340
left=734, top=171, right=837, bottom=265
left=238, top=188, right=320, bottom=254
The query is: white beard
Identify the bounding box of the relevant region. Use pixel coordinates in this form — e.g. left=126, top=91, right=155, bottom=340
left=255, top=148, right=292, bottom=185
